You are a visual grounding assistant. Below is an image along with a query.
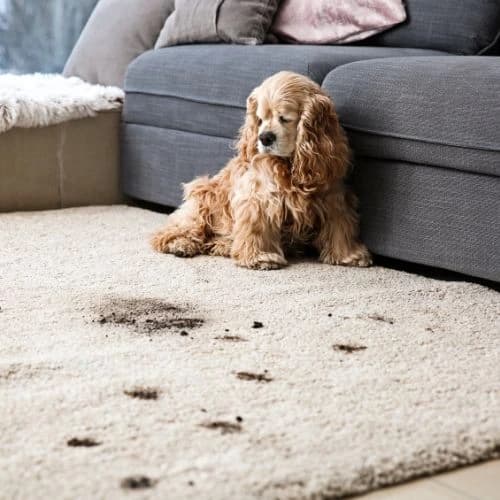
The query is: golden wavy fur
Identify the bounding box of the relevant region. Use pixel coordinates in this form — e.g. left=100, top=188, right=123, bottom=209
left=152, top=71, right=371, bottom=270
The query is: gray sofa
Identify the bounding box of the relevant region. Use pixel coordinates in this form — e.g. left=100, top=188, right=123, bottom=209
left=121, top=0, right=500, bottom=282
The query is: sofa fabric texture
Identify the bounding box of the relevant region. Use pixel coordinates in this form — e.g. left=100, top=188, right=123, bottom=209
left=155, top=0, right=281, bottom=48
left=122, top=124, right=233, bottom=207
left=125, top=45, right=447, bottom=107
left=322, top=57, right=500, bottom=178
left=353, top=159, right=500, bottom=282
left=123, top=45, right=447, bottom=140
left=272, top=0, right=407, bottom=44
left=64, top=0, right=175, bottom=87
left=368, top=0, right=500, bottom=54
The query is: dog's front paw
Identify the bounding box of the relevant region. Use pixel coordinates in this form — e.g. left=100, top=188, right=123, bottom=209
left=152, top=234, right=200, bottom=257
left=236, top=252, right=287, bottom=270
left=321, top=244, right=372, bottom=267
left=151, top=232, right=169, bottom=253
left=206, top=238, right=232, bottom=257
left=341, top=244, right=372, bottom=267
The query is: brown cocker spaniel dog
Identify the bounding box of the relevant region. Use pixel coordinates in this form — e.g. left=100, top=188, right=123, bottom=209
left=152, top=71, right=372, bottom=270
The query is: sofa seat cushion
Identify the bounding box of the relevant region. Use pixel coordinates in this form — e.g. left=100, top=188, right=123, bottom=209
left=353, top=157, right=500, bottom=282
left=323, top=57, right=500, bottom=177
left=123, top=44, right=446, bottom=138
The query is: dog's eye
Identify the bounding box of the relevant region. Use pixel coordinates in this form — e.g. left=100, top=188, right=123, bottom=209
left=257, top=118, right=262, bottom=126
left=279, top=116, right=290, bottom=124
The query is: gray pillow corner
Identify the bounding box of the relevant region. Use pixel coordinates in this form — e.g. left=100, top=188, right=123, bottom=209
left=156, top=0, right=281, bottom=48
left=64, top=0, right=175, bottom=87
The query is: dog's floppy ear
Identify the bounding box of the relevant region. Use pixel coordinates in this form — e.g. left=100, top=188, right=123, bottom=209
left=293, top=91, right=350, bottom=190
left=237, top=90, right=259, bottom=162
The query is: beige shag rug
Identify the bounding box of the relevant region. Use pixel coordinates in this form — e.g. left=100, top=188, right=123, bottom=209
left=1, top=206, right=499, bottom=500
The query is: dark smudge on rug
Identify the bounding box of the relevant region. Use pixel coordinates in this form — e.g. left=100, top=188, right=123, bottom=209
left=236, top=371, right=273, bottom=383
left=366, top=313, right=394, bottom=325
left=214, top=335, right=248, bottom=342
left=92, top=297, right=204, bottom=335
left=200, top=420, right=243, bottom=434
left=67, top=437, right=101, bottom=447
left=0, top=363, right=62, bottom=382
left=120, top=476, right=157, bottom=490
left=124, top=386, right=160, bottom=400
left=333, top=344, right=367, bottom=354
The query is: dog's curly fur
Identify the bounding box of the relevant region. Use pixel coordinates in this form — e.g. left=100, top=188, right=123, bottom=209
left=152, top=71, right=371, bottom=270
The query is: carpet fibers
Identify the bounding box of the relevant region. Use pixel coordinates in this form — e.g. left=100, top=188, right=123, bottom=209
left=1, top=206, right=499, bottom=499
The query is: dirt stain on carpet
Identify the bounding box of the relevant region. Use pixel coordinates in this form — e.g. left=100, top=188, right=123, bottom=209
left=121, top=476, right=157, bottom=490
left=67, top=437, right=101, bottom=447
left=367, top=314, right=394, bottom=325
left=215, top=335, right=247, bottom=342
left=236, top=371, right=273, bottom=383
left=200, top=420, right=243, bottom=434
left=333, top=344, right=367, bottom=354
left=93, top=297, right=204, bottom=335
left=124, top=387, right=160, bottom=400
left=1, top=363, right=62, bottom=381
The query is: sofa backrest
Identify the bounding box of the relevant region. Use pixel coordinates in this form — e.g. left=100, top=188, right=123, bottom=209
left=369, top=0, right=500, bottom=55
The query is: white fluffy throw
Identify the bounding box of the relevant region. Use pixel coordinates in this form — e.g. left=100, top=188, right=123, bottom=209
left=0, top=73, right=124, bottom=134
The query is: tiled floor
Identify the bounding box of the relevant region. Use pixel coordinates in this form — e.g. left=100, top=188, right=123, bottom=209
left=356, top=460, right=500, bottom=499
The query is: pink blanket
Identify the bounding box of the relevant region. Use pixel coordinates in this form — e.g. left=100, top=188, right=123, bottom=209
left=272, top=0, right=407, bottom=44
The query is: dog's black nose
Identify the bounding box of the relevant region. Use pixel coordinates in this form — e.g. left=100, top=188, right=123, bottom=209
left=259, top=131, right=276, bottom=147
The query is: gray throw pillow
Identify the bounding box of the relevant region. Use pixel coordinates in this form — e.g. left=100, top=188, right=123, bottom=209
left=64, top=0, right=175, bottom=87
left=369, top=0, right=500, bottom=55
left=155, top=0, right=281, bottom=48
